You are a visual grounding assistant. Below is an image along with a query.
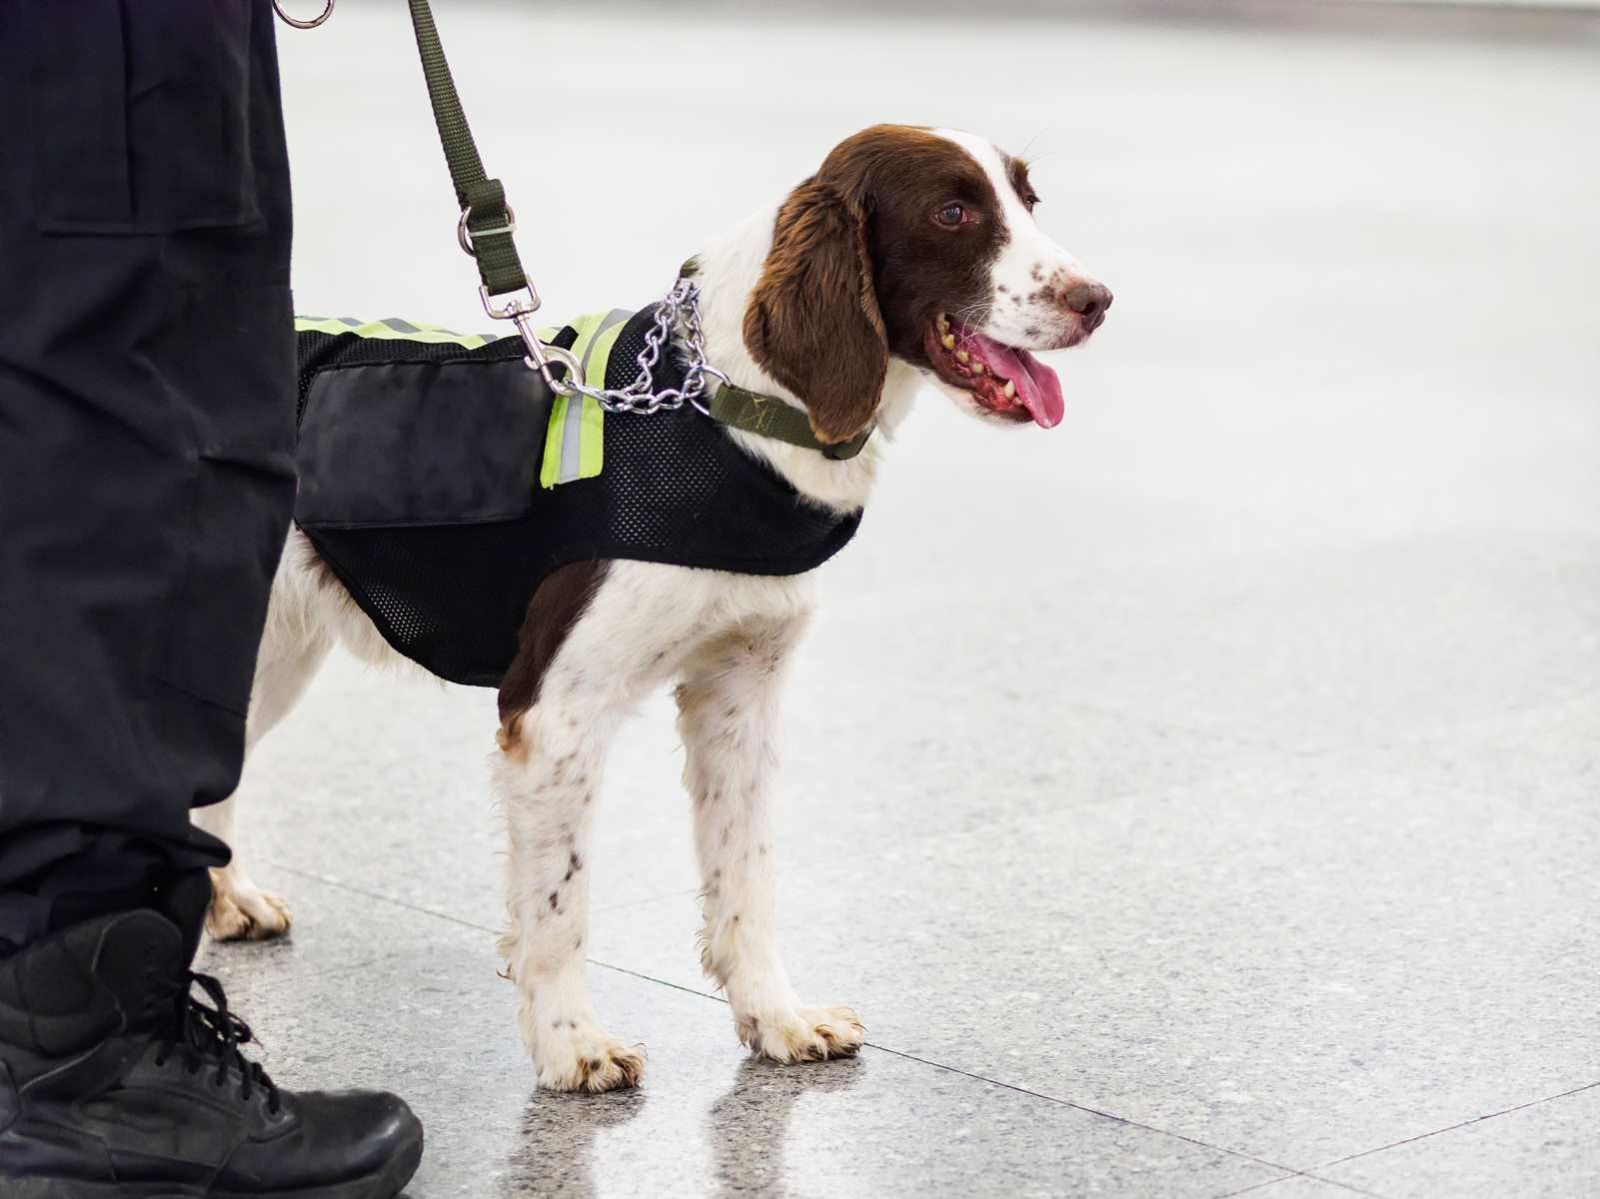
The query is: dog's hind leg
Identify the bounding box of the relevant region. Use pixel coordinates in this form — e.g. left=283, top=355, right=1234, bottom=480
left=197, top=536, right=332, bottom=941
left=675, top=616, right=865, bottom=1065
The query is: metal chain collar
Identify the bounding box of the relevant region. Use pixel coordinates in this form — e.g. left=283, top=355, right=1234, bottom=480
left=459, top=203, right=721, bottom=415
left=551, top=279, right=725, bottom=416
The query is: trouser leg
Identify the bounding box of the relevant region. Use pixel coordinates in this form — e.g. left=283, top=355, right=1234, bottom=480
left=0, top=0, right=296, bottom=950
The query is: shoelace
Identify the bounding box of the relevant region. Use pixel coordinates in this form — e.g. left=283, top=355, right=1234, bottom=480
left=150, top=972, right=282, bottom=1115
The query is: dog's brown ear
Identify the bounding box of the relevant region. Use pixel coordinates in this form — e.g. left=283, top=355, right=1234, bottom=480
left=743, top=179, right=888, bottom=445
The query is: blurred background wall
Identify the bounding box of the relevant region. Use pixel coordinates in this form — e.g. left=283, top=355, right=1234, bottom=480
left=284, top=0, right=1599, bottom=556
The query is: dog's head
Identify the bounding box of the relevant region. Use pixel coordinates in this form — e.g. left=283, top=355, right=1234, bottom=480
left=743, top=124, right=1111, bottom=445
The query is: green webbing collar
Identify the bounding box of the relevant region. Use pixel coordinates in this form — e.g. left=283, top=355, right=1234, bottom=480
left=707, top=385, right=874, bottom=461
left=678, top=258, right=872, bottom=461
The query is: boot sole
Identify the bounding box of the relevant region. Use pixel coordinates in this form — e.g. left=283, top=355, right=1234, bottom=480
left=8, top=1128, right=424, bottom=1199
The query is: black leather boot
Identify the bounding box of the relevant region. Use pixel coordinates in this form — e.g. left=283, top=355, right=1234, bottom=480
left=0, top=902, right=423, bottom=1198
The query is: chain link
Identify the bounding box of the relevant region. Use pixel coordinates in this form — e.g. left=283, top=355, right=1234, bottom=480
left=550, top=279, right=723, bottom=416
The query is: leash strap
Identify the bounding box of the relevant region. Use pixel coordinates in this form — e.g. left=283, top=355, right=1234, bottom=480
left=398, top=18, right=873, bottom=459
left=404, top=0, right=584, bottom=395
left=406, top=0, right=528, bottom=300
left=709, top=385, right=873, bottom=461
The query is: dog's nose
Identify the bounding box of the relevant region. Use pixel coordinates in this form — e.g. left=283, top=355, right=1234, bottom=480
left=1064, top=281, right=1113, bottom=330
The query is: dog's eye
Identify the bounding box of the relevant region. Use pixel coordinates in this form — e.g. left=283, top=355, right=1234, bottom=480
left=933, top=203, right=967, bottom=228
left=1024, top=192, right=1041, bottom=212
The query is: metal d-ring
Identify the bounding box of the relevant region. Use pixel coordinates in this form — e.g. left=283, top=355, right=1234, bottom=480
left=458, top=204, right=518, bottom=258
left=273, top=0, right=334, bottom=29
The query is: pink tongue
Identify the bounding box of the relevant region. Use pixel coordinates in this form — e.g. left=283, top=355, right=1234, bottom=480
left=969, top=335, right=1065, bottom=428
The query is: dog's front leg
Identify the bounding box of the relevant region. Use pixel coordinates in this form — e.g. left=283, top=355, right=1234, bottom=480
left=199, top=574, right=331, bottom=942
left=675, top=617, right=865, bottom=1064
left=494, top=696, right=643, bottom=1093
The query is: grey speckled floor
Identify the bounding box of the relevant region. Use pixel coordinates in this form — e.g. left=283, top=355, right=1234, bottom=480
left=204, top=3, right=1600, bottom=1196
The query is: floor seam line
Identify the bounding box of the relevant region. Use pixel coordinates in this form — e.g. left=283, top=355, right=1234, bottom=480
left=863, top=1042, right=1298, bottom=1174
left=198, top=939, right=1388, bottom=1199
left=1211, top=1171, right=1392, bottom=1199
left=1206, top=1171, right=1301, bottom=1199
left=591, top=886, right=701, bottom=915
left=264, top=858, right=696, bottom=923
left=1308, top=1079, right=1600, bottom=1172
left=258, top=863, right=1596, bottom=1195
left=196, top=951, right=391, bottom=1009
left=586, top=958, right=732, bottom=1000
left=264, top=860, right=501, bottom=935
left=585, top=959, right=1302, bottom=1176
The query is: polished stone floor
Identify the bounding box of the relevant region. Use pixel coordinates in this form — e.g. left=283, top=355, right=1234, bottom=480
left=205, top=3, right=1600, bottom=1195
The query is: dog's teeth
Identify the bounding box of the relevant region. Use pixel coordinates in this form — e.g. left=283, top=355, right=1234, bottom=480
left=940, top=334, right=956, bottom=349
left=970, top=362, right=984, bottom=375
left=955, top=349, right=969, bottom=363
left=1003, top=379, right=1016, bottom=398
left=937, top=314, right=951, bottom=331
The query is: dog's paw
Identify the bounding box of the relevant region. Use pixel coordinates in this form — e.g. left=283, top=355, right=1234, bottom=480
left=736, top=1005, right=865, bottom=1064
left=533, top=1023, right=646, bottom=1093
left=206, top=869, right=293, bottom=942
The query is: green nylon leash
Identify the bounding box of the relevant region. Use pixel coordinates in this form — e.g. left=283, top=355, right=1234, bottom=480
left=405, top=0, right=586, bottom=396
left=404, top=4, right=872, bottom=462
left=406, top=0, right=529, bottom=300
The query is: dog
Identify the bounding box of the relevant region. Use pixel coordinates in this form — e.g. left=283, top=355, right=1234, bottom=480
left=198, top=123, right=1112, bottom=1092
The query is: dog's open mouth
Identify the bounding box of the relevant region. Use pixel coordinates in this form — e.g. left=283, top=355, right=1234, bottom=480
left=924, top=314, right=1065, bottom=428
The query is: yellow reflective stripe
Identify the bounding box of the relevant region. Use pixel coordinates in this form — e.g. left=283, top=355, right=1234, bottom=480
left=539, top=313, right=602, bottom=489
left=565, top=312, right=606, bottom=355
left=538, top=311, right=623, bottom=489
left=572, top=317, right=627, bottom=482
left=576, top=391, right=604, bottom=479
left=540, top=314, right=598, bottom=489
left=292, top=314, right=528, bottom=350
left=584, top=317, right=628, bottom=388
left=539, top=392, right=570, bottom=489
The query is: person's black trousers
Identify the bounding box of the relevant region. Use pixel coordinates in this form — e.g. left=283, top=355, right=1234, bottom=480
left=0, top=0, right=296, bottom=949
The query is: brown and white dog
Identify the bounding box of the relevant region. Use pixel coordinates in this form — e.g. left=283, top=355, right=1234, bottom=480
left=199, top=124, right=1111, bottom=1091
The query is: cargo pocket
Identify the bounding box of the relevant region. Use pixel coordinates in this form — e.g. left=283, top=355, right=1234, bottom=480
left=153, top=274, right=298, bottom=716
left=33, top=0, right=260, bottom=235
left=159, top=446, right=297, bottom=716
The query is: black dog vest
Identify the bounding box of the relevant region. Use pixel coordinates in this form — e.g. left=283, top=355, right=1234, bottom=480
left=292, top=306, right=863, bottom=688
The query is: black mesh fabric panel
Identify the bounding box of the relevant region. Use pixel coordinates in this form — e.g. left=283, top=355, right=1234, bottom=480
left=293, top=306, right=862, bottom=688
